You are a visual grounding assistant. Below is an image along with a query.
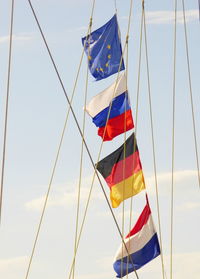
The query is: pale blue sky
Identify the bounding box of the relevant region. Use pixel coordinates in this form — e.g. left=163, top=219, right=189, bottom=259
left=0, top=0, right=200, bottom=279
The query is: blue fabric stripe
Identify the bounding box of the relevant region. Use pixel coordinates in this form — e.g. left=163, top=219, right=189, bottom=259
left=82, top=14, right=125, bottom=81
left=113, top=233, right=160, bottom=278
left=92, top=92, right=130, bottom=127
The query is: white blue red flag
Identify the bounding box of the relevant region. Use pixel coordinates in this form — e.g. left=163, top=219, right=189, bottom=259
left=113, top=196, right=160, bottom=277
left=85, top=74, right=134, bottom=141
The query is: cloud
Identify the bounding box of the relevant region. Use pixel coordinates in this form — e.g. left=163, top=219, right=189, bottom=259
left=147, top=169, right=197, bottom=184
left=77, top=272, right=112, bottom=279
left=178, top=201, right=200, bottom=211
left=145, top=10, right=198, bottom=24
left=66, top=26, right=87, bottom=33
left=25, top=175, right=104, bottom=211
left=77, top=252, right=200, bottom=279
left=25, top=169, right=198, bottom=210
left=0, top=256, right=27, bottom=271
left=146, top=169, right=198, bottom=195
left=137, top=251, right=200, bottom=279
left=171, top=252, right=200, bottom=279
left=97, top=209, right=133, bottom=219
left=0, top=33, right=33, bottom=44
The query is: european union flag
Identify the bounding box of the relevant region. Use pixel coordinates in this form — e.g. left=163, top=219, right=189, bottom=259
left=82, top=14, right=125, bottom=81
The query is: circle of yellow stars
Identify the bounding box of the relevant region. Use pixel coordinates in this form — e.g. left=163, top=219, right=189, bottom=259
left=88, top=44, right=112, bottom=73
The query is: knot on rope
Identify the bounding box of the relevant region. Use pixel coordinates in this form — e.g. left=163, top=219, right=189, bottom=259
left=142, top=0, right=145, bottom=9
left=89, top=17, right=93, bottom=27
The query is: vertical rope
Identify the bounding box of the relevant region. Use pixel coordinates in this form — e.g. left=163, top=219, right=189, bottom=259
left=182, top=0, right=200, bottom=191
left=143, top=1, right=166, bottom=279
left=113, top=0, right=118, bottom=14
left=0, top=0, right=15, bottom=225
left=124, top=39, right=129, bottom=279
left=121, top=1, right=133, bottom=275
left=170, top=1, right=177, bottom=279
left=121, top=40, right=129, bottom=279
left=24, top=1, right=96, bottom=279
left=127, top=2, right=144, bottom=269
left=72, top=21, right=93, bottom=279
left=198, top=0, right=200, bottom=21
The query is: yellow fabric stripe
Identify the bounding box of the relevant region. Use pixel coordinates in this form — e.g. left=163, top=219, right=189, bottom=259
left=110, top=170, right=145, bottom=208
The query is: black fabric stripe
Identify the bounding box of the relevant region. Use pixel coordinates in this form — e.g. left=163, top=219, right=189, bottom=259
left=97, top=133, right=138, bottom=179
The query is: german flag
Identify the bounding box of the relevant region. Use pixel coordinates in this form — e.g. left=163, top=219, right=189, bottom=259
left=97, top=133, right=145, bottom=208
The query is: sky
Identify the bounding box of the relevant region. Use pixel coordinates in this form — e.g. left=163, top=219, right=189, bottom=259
left=0, top=0, right=200, bottom=279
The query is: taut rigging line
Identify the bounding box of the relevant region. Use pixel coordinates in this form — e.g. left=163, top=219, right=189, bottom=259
left=0, top=0, right=15, bottom=226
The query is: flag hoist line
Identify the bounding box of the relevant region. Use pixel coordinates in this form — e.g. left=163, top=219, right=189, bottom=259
left=25, top=1, right=140, bottom=279
left=120, top=0, right=133, bottom=274
left=126, top=5, right=144, bottom=278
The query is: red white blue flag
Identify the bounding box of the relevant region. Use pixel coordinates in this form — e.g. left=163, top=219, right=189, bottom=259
left=85, top=74, right=134, bottom=141
left=113, top=197, right=160, bottom=277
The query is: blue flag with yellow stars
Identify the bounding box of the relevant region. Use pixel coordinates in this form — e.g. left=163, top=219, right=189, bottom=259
left=82, top=14, right=125, bottom=81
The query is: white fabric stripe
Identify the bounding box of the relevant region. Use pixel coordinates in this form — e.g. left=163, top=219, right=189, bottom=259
left=85, top=73, right=127, bottom=117
left=114, top=215, right=156, bottom=261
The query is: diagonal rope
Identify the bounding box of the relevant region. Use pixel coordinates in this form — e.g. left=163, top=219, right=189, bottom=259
left=0, top=0, right=15, bottom=225
left=182, top=0, right=200, bottom=191
left=170, top=0, right=177, bottom=279
left=23, top=1, right=96, bottom=279
left=26, top=2, right=139, bottom=279
left=143, top=1, right=166, bottom=279
left=72, top=22, right=93, bottom=279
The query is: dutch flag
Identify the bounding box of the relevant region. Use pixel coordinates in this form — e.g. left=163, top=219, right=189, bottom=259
left=113, top=196, right=160, bottom=277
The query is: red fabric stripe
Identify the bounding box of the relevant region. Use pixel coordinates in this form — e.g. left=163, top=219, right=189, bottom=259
left=126, top=202, right=151, bottom=238
left=105, top=151, right=142, bottom=187
left=98, top=109, right=134, bottom=141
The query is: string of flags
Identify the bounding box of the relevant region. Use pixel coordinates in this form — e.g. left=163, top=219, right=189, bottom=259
left=82, top=14, right=160, bottom=278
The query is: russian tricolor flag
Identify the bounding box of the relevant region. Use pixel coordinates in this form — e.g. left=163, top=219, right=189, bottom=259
left=113, top=197, right=160, bottom=277
left=85, top=74, right=134, bottom=141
